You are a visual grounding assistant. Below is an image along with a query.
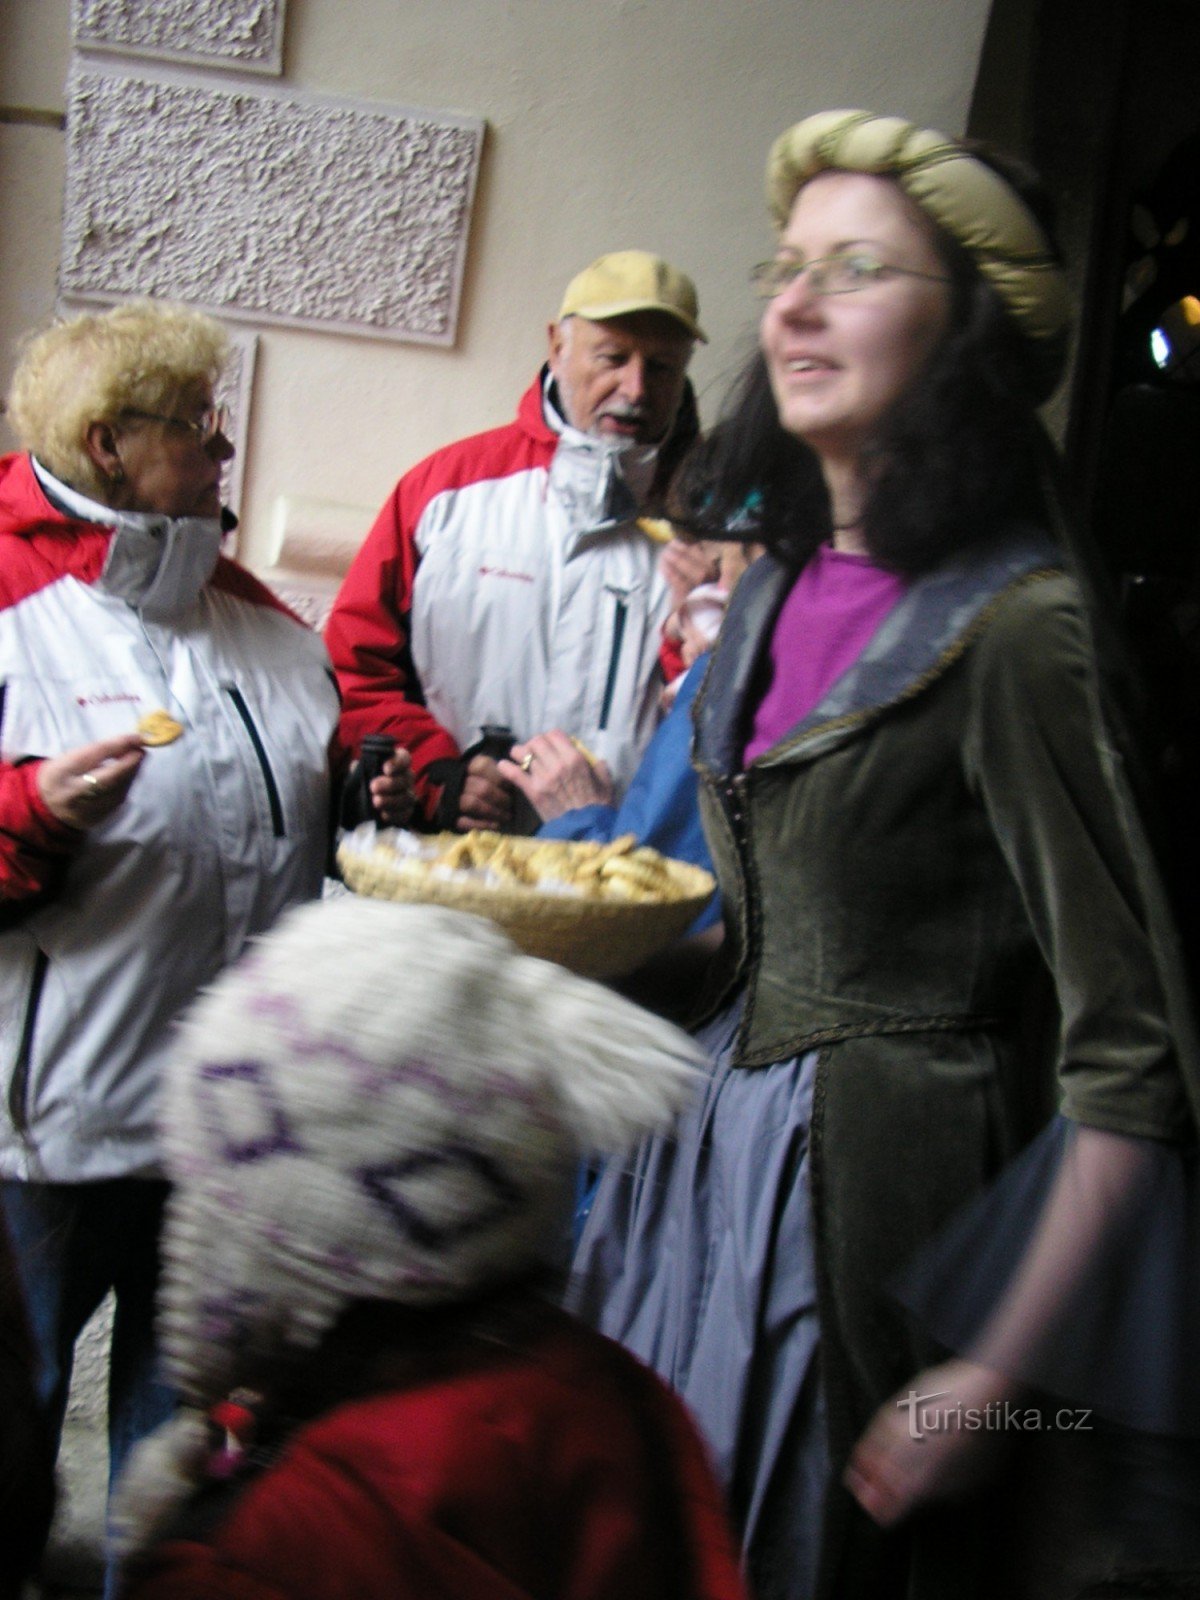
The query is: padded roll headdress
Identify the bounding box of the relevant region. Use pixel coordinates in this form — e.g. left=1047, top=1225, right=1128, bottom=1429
left=765, top=109, right=1072, bottom=400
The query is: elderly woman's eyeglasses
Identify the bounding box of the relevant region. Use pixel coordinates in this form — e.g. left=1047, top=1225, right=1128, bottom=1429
left=120, top=404, right=229, bottom=443
left=751, top=252, right=952, bottom=299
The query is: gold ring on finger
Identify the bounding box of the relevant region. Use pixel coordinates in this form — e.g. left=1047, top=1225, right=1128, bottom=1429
left=519, top=753, right=535, bottom=773
left=81, top=771, right=101, bottom=792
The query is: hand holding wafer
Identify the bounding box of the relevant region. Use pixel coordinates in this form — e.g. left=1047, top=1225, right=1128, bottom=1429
left=37, top=733, right=147, bottom=830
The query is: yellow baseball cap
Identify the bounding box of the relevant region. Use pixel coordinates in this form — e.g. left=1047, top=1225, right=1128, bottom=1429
left=557, top=250, right=707, bottom=342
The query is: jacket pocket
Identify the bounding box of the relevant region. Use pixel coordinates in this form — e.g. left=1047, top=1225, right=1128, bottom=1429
left=223, top=685, right=285, bottom=839
left=7, top=948, right=48, bottom=1138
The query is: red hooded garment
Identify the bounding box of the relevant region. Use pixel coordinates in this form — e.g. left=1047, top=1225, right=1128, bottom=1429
left=120, top=1308, right=747, bottom=1600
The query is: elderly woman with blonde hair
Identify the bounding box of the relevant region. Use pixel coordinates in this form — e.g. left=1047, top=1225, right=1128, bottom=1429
left=0, top=298, right=410, bottom=1590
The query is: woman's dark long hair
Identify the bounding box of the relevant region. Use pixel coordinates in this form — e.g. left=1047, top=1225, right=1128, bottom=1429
left=672, top=148, right=1068, bottom=578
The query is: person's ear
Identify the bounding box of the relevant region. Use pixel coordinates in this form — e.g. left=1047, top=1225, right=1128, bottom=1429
left=547, top=319, right=566, bottom=375
left=84, top=419, right=125, bottom=486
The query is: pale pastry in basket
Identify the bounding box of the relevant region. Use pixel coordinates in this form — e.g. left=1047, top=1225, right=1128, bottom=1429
left=137, top=708, right=184, bottom=746
left=599, top=852, right=679, bottom=901
left=337, top=823, right=717, bottom=980
left=382, top=829, right=687, bottom=904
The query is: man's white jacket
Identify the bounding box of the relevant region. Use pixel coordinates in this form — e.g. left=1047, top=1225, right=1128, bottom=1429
left=326, top=372, right=694, bottom=822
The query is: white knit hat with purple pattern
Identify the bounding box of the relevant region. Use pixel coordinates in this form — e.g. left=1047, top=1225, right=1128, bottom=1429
left=154, top=895, right=703, bottom=1408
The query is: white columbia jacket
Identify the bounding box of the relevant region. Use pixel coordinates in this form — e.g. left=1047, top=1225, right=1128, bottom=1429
left=326, top=372, right=696, bottom=824
left=0, top=453, right=338, bottom=1181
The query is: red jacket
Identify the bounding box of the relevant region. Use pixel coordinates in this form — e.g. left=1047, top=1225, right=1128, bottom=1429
left=121, top=1310, right=747, bottom=1600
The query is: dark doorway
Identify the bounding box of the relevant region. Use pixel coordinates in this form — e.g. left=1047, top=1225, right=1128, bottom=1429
left=971, top=0, right=1200, bottom=969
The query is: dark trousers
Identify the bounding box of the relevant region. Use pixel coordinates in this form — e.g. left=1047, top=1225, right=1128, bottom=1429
left=0, top=1177, right=175, bottom=1587
left=0, top=1209, right=55, bottom=1595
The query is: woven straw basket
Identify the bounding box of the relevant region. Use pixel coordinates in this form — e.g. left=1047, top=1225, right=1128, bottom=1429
left=337, top=833, right=715, bottom=979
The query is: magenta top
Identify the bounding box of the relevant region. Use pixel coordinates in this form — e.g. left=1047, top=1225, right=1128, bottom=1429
left=743, top=543, right=908, bottom=765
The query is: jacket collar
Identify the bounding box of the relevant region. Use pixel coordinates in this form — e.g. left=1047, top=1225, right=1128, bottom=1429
left=29, top=457, right=222, bottom=620
left=0, top=450, right=87, bottom=534
left=524, top=364, right=699, bottom=539
left=516, top=371, right=560, bottom=447
left=533, top=365, right=662, bottom=537
left=695, top=525, right=1064, bottom=778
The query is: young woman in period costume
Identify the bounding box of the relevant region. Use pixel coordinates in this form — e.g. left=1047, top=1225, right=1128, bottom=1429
left=571, top=110, right=1200, bottom=1600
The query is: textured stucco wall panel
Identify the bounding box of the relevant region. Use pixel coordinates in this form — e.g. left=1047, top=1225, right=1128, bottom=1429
left=213, top=328, right=257, bottom=522
left=72, top=0, right=286, bottom=75
left=61, top=63, right=484, bottom=345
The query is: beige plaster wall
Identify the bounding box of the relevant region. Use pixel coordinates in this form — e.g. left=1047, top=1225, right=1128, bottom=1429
left=0, top=0, right=993, bottom=568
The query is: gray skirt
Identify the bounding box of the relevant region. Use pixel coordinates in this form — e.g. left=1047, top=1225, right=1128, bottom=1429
left=568, top=1000, right=828, bottom=1600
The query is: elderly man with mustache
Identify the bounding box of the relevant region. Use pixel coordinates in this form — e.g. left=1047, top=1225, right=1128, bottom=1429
left=326, top=251, right=707, bottom=833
